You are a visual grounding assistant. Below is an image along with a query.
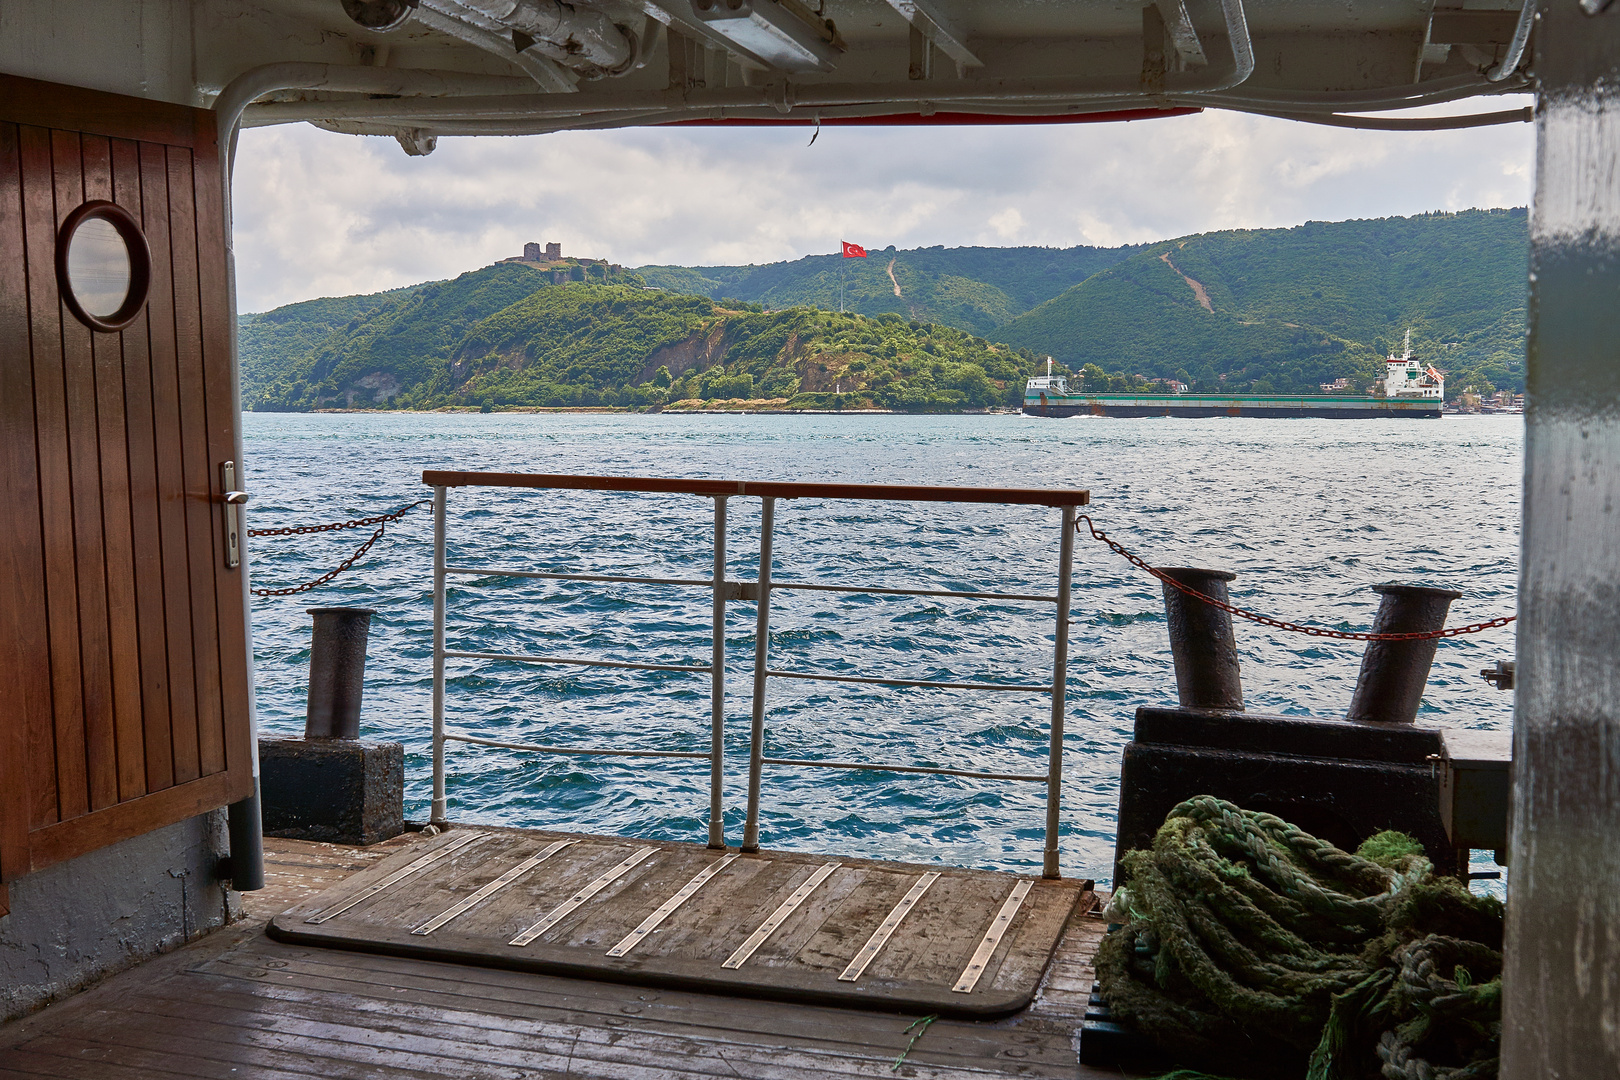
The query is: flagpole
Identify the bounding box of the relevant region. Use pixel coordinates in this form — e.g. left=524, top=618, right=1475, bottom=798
left=839, top=249, right=845, bottom=314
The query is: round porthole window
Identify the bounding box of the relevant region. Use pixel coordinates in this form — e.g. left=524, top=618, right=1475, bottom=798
left=56, top=201, right=152, bottom=332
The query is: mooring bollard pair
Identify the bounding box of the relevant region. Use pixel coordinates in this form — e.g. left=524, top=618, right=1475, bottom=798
left=259, top=607, right=406, bottom=845
left=1158, top=567, right=1461, bottom=723
left=1111, top=570, right=1474, bottom=883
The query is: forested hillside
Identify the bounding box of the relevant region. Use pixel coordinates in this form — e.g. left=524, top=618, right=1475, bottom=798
left=248, top=280, right=1035, bottom=412
left=636, top=244, right=1143, bottom=336
left=243, top=261, right=644, bottom=408
left=240, top=208, right=1529, bottom=412
left=995, top=208, right=1526, bottom=396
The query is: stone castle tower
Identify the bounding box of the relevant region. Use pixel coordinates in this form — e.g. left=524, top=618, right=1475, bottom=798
left=519, top=241, right=564, bottom=262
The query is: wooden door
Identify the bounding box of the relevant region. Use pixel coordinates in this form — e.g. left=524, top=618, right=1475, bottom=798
left=0, top=75, right=253, bottom=911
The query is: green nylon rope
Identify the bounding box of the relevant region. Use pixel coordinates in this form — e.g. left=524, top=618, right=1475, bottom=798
left=1098, top=796, right=1502, bottom=1080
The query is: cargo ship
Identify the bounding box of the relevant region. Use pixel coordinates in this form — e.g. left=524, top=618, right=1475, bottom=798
left=1023, top=332, right=1444, bottom=418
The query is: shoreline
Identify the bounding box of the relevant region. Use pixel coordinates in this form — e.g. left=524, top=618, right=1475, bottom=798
left=287, top=405, right=1020, bottom=416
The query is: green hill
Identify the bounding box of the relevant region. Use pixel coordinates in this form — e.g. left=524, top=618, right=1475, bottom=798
left=237, top=281, right=426, bottom=403
left=635, top=244, right=1143, bottom=336
left=247, top=276, right=1036, bottom=412
left=240, top=209, right=1529, bottom=412
left=994, top=208, right=1527, bottom=396
left=245, top=260, right=645, bottom=408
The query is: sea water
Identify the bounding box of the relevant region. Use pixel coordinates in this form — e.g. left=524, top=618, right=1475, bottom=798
left=243, top=412, right=1521, bottom=886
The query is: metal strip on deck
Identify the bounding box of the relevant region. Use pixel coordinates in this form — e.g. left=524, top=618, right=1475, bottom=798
left=952, top=879, right=1033, bottom=993
left=412, top=838, right=579, bottom=935
left=838, top=871, right=941, bottom=982
left=722, top=861, right=840, bottom=969
left=269, top=832, right=1086, bottom=1018
left=305, top=832, right=487, bottom=925
left=606, top=853, right=739, bottom=957
left=510, top=846, right=657, bottom=946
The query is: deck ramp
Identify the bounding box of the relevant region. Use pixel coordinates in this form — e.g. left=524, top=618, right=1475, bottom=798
left=268, top=827, right=1087, bottom=1017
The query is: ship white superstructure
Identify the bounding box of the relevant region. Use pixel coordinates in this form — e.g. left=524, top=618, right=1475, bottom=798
left=1383, top=329, right=1445, bottom=401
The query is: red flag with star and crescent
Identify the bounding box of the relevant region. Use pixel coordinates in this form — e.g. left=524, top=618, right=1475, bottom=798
left=841, top=241, right=868, bottom=258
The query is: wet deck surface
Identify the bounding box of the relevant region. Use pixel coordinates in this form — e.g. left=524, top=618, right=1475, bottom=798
left=0, top=830, right=1125, bottom=1079
left=269, top=828, right=1084, bottom=1018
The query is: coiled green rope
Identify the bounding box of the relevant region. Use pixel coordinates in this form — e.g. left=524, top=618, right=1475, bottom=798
left=1096, top=796, right=1502, bottom=1080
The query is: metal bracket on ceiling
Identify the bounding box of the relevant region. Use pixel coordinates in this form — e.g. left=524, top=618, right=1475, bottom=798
left=1154, top=0, right=1207, bottom=69
left=885, top=0, right=981, bottom=78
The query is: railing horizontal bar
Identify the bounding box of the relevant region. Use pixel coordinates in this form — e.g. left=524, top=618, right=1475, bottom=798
left=421, top=470, right=1090, bottom=508
left=445, top=568, right=1057, bottom=604
left=445, top=565, right=715, bottom=588
left=445, top=649, right=711, bottom=674
left=764, top=668, right=1049, bottom=692
left=760, top=756, right=1048, bottom=782
left=444, top=732, right=711, bottom=759
left=770, top=581, right=1058, bottom=603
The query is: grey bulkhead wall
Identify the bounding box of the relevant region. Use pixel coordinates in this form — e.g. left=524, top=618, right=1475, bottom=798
left=0, top=812, right=235, bottom=1021
left=1501, top=2, right=1620, bottom=1076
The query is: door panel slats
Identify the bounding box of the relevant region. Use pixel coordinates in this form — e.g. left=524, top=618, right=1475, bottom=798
left=0, top=79, right=251, bottom=882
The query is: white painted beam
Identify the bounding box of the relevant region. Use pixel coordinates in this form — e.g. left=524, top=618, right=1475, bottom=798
left=1154, top=0, right=1207, bottom=68
left=884, top=0, right=981, bottom=72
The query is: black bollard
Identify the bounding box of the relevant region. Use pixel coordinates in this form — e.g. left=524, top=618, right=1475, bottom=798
left=1158, top=567, right=1244, bottom=711
left=1346, top=584, right=1462, bottom=724
left=305, top=606, right=376, bottom=739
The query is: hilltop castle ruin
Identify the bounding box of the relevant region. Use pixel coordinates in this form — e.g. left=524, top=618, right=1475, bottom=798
left=501, top=241, right=623, bottom=277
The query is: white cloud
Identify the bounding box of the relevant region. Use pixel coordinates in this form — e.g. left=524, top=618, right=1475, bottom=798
left=230, top=99, right=1535, bottom=313
left=987, top=206, right=1026, bottom=240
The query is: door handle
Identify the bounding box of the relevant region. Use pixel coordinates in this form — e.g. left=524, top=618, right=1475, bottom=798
left=221, top=461, right=249, bottom=569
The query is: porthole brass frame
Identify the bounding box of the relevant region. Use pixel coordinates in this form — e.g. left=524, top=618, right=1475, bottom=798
left=56, top=200, right=152, bottom=332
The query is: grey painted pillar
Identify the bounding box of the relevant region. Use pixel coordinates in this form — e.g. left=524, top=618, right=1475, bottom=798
left=1502, top=4, right=1620, bottom=1075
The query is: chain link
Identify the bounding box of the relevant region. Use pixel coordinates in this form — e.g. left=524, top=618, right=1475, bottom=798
left=248, top=500, right=431, bottom=597
left=1076, top=514, right=1515, bottom=642
left=246, top=500, right=430, bottom=538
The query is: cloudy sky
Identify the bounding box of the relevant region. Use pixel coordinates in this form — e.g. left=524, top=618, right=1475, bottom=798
left=231, top=101, right=1534, bottom=314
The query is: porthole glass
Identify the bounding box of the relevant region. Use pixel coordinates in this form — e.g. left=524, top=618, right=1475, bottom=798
left=65, top=217, right=132, bottom=318
left=56, top=201, right=152, bottom=332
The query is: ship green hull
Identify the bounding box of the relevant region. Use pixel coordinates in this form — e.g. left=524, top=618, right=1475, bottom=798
left=1022, top=392, right=1442, bottom=419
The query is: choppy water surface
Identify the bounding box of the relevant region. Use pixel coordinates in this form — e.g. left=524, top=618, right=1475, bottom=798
left=243, top=412, right=1521, bottom=886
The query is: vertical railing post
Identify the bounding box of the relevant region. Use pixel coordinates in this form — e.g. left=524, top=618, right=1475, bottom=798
left=742, top=496, right=776, bottom=853
left=1044, top=504, right=1076, bottom=879
left=431, top=485, right=449, bottom=826
left=708, top=496, right=729, bottom=849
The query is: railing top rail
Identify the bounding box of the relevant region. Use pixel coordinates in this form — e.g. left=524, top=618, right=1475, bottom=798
left=422, top=471, right=1090, bottom=508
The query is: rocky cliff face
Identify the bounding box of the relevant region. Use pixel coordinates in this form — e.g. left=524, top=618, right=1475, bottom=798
left=636, top=321, right=733, bottom=384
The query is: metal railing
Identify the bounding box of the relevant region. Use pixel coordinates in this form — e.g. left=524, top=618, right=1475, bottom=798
left=425, top=471, right=1090, bottom=878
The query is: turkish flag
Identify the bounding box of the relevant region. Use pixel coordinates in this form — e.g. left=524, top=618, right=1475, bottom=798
left=841, top=241, right=868, bottom=258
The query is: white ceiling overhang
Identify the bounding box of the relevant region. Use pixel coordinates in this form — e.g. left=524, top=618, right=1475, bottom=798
left=2, top=0, right=1536, bottom=148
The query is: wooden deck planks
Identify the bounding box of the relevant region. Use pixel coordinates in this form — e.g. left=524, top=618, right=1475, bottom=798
left=0, top=834, right=1123, bottom=1079
left=27, top=1010, right=467, bottom=1080
left=135, top=972, right=1075, bottom=1079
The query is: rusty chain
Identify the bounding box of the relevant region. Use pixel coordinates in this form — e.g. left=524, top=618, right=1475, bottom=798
left=1076, top=514, right=1516, bottom=642
left=248, top=500, right=431, bottom=597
